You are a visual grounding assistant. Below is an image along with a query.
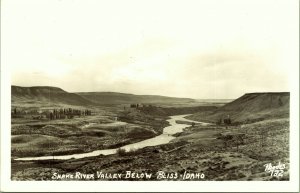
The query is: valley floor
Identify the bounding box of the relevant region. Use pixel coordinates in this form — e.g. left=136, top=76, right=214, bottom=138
left=11, top=107, right=168, bottom=159
left=11, top=111, right=289, bottom=181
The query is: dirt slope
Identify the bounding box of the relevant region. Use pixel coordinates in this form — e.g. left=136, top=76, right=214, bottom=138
left=189, top=92, right=290, bottom=123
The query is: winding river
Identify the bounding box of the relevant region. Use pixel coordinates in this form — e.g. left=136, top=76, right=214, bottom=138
left=15, top=114, right=208, bottom=161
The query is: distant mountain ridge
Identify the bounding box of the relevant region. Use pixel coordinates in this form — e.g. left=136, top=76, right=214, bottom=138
left=11, top=86, right=196, bottom=106
left=188, top=92, right=290, bottom=123
left=76, top=92, right=196, bottom=105
left=11, top=86, right=94, bottom=106
left=12, top=86, right=289, bottom=122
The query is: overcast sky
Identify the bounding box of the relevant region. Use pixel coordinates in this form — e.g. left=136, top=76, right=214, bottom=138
left=3, top=0, right=298, bottom=99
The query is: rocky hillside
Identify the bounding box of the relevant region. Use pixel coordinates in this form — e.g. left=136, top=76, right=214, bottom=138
left=188, top=92, right=290, bottom=123
left=12, top=86, right=94, bottom=106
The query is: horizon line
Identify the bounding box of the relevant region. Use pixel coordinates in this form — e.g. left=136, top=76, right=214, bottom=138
left=11, top=85, right=289, bottom=100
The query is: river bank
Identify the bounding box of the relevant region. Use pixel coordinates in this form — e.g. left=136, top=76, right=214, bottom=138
left=11, top=102, right=290, bottom=181
left=12, top=116, right=289, bottom=181
left=11, top=117, right=289, bottom=181
left=11, top=109, right=169, bottom=159
left=14, top=114, right=204, bottom=161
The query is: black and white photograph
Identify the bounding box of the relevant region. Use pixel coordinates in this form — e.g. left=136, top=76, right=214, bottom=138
left=1, top=0, right=299, bottom=192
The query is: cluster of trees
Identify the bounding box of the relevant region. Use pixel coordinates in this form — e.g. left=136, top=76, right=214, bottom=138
left=48, top=108, right=92, bottom=120
left=11, top=108, right=38, bottom=118
left=223, top=117, right=232, bottom=124
left=129, top=104, right=153, bottom=108
left=130, top=104, right=140, bottom=108
left=12, top=108, right=39, bottom=115
left=11, top=107, right=92, bottom=120
left=217, top=116, right=232, bottom=125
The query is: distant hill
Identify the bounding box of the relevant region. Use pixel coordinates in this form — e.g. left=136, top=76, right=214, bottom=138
left=76, top=92, right=196, bottom=105
left=188, top=92, right=290, bottom=123
left=11, top=86, right=94, bottom=106
left=11, top=86, right=197, bottom=107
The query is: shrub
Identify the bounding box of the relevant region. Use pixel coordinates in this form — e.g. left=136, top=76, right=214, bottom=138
left=116, top=148, right=127, bottom=156
left=116, top=148, right=140, bottom=156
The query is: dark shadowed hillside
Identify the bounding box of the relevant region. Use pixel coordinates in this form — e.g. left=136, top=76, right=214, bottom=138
left=12, top=86, right=94, bottom=106
left=188, top=92, right=290, bottom=123
left=76, top=92, right=196, bottom=105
